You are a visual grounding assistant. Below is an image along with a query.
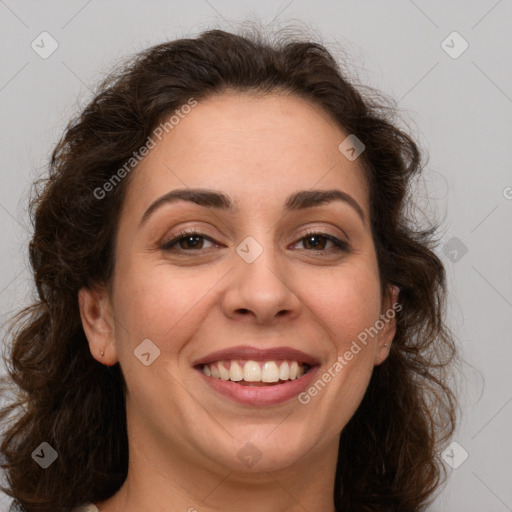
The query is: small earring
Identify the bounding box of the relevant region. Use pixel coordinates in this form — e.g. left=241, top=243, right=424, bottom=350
left=383, top=344, right=388, bottom=347
left=100, top=350, right=104, bottom=357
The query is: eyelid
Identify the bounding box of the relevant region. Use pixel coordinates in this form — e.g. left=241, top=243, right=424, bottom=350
left=296, top=226, right=346, bottom=241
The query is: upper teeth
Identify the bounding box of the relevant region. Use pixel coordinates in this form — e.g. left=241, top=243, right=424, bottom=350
left=202, top=360, right=308, bottom=382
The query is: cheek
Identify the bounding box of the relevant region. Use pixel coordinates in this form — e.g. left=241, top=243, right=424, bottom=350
left=304, top=262, right=382, bottom=348
left=111, top=257, right=222, bottom=357
left=303, top=262, right=382, bottom=424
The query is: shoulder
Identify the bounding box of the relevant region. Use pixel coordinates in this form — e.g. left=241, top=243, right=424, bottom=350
left=72, top=505, right=100, bottom=512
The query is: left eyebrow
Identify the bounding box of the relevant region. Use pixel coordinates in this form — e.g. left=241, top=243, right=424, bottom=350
left=139, top=187, right=366, bottom=227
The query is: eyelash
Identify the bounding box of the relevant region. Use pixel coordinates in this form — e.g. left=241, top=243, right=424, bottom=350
left=159, top=227, right=350, bottom=255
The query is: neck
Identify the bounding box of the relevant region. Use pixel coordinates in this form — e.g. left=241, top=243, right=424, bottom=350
left=96, top=418, right=340, bottom=512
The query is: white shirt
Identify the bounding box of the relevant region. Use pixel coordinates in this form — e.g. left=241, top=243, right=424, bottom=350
left=73, top=504, right=99, bottom=512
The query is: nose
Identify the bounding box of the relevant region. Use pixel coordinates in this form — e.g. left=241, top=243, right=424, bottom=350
left=221, top=238, right=302, bottom=325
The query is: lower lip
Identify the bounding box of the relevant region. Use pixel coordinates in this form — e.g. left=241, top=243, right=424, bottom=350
left=196, top=366, right=320, bottom=406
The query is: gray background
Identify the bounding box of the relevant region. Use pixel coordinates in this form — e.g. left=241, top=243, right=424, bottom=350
left=1, top=1, right=511, bottom=511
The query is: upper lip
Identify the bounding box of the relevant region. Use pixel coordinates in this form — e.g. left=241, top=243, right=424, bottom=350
left=192, top=345, right=320, bottom=367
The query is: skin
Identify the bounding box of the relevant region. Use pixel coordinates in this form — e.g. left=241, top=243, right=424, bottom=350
left=79, top=91, right=398, bottom=512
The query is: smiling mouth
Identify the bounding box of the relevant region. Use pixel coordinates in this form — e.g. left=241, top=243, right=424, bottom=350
left=199, top=359, right=312, bottom=386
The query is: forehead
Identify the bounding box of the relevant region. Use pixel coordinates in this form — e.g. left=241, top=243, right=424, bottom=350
left=125, top=91, right=369, bottom=217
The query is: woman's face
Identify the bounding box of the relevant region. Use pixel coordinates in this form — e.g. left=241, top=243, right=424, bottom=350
left=82, top=91, right=396, bottom=475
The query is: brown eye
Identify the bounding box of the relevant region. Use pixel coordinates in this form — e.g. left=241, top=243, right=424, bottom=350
left=177, top=235, right=206, bottom=250
left=160, top=231, right=216, bottom=252
left=294, top=232, right=350, bottom=253
left=302, top=234, right=330, bottom=250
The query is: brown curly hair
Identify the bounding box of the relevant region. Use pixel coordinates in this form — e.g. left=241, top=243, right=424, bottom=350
left=0, top=26, right=457, bottom=512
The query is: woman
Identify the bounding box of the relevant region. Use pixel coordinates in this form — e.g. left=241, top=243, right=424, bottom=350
left=0, top=27, right=457, bottom=512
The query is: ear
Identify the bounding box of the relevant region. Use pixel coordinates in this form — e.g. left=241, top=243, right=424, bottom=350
left=78, top=285, right=118, bottom=366
left=374, top=285, right=400, bottom=366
